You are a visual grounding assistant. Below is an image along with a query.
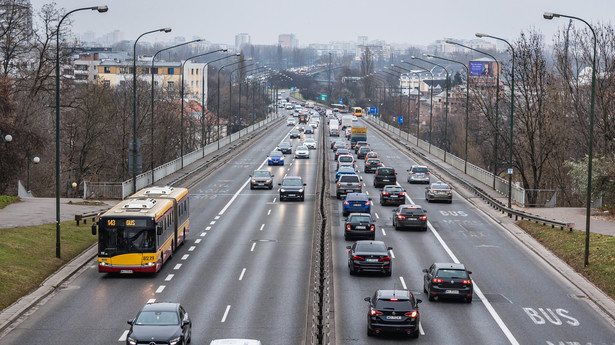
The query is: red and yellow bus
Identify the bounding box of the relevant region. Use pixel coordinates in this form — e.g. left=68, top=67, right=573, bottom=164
left=93, top=186, right=189, bottom=273
left=352, top=107, right=363, bottom=117
left=331, top=103, right=349, bottom=113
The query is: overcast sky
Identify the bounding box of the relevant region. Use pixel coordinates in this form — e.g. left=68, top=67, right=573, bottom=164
left=29, top=0, right=615, bottom=47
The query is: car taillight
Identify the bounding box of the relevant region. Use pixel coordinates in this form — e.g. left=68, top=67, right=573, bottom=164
left=370, top=224, right=375, bottom=231
left=337, top=182, right=341, bottom=188
left=462, top=280, right=472, bottom=284
left=344, top=201, right=349, bottom=205
left=430, top=190, right=436, bottom=193
left=370, top=309, right=383, bottom=316
left=346, top=224, right=351, bottom=230
left=365, top=201, right=370, bottom=206
left=382, top=192, right=389, bottom=196
left=447, top=191, right=452, bottom=194
left=378, top=256, right=390, bottom=262
left=399, top=192, right=405, bottom=196
left=419, top=215, right=427, bottom=220
left=405, top=311, right=418, bottom=318
left=432, top=278, right=443, bottom=283
left=426, top=172, right=430, bottom=174
left=397, top=215, right=406, bottom=220
left=352, top=255, right=365, bottom=261
left=410, top=171, right=415, bottom=174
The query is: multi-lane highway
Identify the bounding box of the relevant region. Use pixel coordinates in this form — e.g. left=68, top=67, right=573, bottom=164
left=2, top=105, right=615, bottom=345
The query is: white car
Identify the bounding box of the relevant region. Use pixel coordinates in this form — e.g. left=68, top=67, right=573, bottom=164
left=309, top=121, right=318, bottom=128
left=286, top=118, right=296, bottom=126
left=304, top=138, right=317, bottom=149
left=295, top=145, right=310, bottom=159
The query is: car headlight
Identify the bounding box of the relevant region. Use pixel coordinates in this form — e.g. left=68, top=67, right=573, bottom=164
left=298, top=189, right=304, bottom=193
left=280, top=156, right=284, bottom=160
left=127, top=337, right=137, bottom=345
left=251, top=179, right=256, bottom=183
left=280, top=189, right=286, bottom=192
left=170, top=337, right=181, bottom=345
left=265, top=180, right=271, bottom=183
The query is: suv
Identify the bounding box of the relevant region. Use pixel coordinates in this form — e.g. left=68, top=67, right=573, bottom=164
left=250, top=170, right=274, bottom=189
left=373, top=167, right=397, bottom=188
left=337, top=154, right=355, bottom=170
left=364, top=290, right=421, bottom=338
left=336, top=174, right=362, bottom=199
left=407, top=165, right=430, bottom=184
left=422, top=262, right=473, bottom=302
left=279, top=176, right=306, bottom=201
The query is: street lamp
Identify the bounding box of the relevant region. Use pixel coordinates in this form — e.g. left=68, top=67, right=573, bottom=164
left=27, top=156, right=40, bottom=192
left=201, top=53, right=236, bottom=149
left=390, top=65, right=422, bottom=146
left=230, top=62, right=255, bottom=136
left=544, top=12, right=597, bottom=267
left=425, top=54, right=471, bottom=174
left=476, top=32, right=516, bottom=208
left=0, top=130, right=12, bottom=143
left=216, top=58, right=242, bottom=149
left=445, top=41, right=500, bottom=189
left=55, top=5, right=107, bottom=259
left=403, top=59, right=435, bottom=151
left=132, top=27, right=171, bottom=194
left=180, top=49, right=228, bottom=168
left=150, top=39, right=202, bottom=183
left=228, top=59, right=253, bottom=137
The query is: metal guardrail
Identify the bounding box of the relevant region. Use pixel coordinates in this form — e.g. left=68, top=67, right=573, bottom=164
left=363, top=116, right=572, bottom=231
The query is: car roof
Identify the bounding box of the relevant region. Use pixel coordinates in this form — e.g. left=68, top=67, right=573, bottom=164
left=412, top=165, right=428, bottom=169
left=141, top=302, right=179, bottom=312
left=433, top=262, right=467, bottom=270
left=375, top=289, right=411, bottom=300
left=283, top=176, right=302, bottom=181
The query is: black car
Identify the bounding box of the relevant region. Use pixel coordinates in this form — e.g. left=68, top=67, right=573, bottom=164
left=289, top=130, right=301, bottom=139
left=354, top=140, right=369, bottom=153
left=373, top=167, right=397, bottom=188
left=277, top=141, right=292, bottom=154
left=364, top=158, right=382, bottom=173
left=126, top=302, right=191, bottom=345
left=357, top=145, right=372, bottom=159
left=423, top=262, right=473, bottom=302
left=335, top=148, right=351, bottom=161
left=380, top=185, right=406, bottom=206
left=279, top=176, right=306, bottom=201
left=347, top=240, right=392, bottom=276
left=364, top=290, right=422, bottom=338
left=392, top=204, right=427, bottom=231
left=250, top=170, right=274, bottom=189
left=344, top=213, right=375, bottom=240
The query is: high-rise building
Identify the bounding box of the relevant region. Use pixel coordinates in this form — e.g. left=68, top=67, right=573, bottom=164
left=235, top=33, right=250, bottom=51
left=278, top=34, right=298, bottom=49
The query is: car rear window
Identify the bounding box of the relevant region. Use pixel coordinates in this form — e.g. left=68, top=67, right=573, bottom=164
left=356, top=242, right=387, bottom=252
left=375, top=299, right=413, bottom=309
left=378, top=168, right=395, bottom=175
left=339, top=175, right=360, bottom=182
left=346, top=194, right=367, bottom=201
left=413, top=167, right=428, bottom=173
left=340, top=156, right=353, bottom=162
left=401, top=208, right=424, bottom=216
left=436, top=269, right=469, bottom=279
left=349, top=215, right=371, bottom=223
left=359, top=147, right=371, bottom=152
left=431, top=184, right=450, bottom=190
left=385, top=187, right=403, bottom=192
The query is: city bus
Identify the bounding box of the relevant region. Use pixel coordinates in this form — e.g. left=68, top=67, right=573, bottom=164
left=92, top=186, right=189, bottom=273
left=331, top=104, right=349, bottom=113
left=352, top=107, right=363, bottom=117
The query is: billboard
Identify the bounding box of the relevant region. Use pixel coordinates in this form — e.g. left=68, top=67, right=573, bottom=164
left=469, top=61, right=498, bottom=77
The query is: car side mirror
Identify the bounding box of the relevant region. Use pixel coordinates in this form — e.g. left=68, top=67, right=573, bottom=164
left=364, top=297, right=371, bottom=302
left=387, top=247, right=393, bottom=251
left=303, top=183, right=307, bottom=186
left=360, top=177, right=363, bottom=181
left=271, top=174, right=275, bottom=177
left=127, top=319, right=134, bottom=325
left=91, top=223, right=97, bottom=235
left=406, top=169, right=410, bottom=172
left=249, top=175, right=252, bottom=177
left=422, top=268, right=428, bottom=273
left=416, top=299, right=423, bottom=304
left=468, top=271, right=473, bottom=275
left=368, top=198, right=372, bottom=201
left=278, top=183, right=282, bottom=186
left=391, top=209, right=395, bottom=213
left=183, top=319, right=191, bottom=326
left=346, top=246, right=351, bottom=250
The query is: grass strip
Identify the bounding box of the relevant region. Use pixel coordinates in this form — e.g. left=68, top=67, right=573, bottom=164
left=0, top=195, right=20, bottom=210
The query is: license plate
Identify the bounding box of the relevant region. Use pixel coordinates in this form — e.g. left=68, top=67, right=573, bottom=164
left=353, top=203, right=362, bottom=207
left=356, top=226, right=366, bottom=230
left=386, top=316, right=402, bottom=320
left=445, top=290, right=459, bottom=294
left=120, top=270, right=134, bottom=274
left=288, top=194, right=295, bottom=197
left=346, top=189, right=354, bottom=192
left=366, top=258, right=378, bottom=262
left=382, top=179, right=389, bottom=182
left=390, top=195, right=398, bottom=198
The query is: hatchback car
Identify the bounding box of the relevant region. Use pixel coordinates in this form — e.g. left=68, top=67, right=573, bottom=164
left=364, top=158, right=382, bottom=173
left=126, top=302, right=191, bottom=345
left=392, top=205, right=427, bottom=231
left=330, top=139, right=345, bottom=150
left=250, top=170, right=274, bottom=189
left=365, top=151, right=379, bottom=161
left=297, top=124, right=305, bottom=132
left=407, top=165, right=430, bottom=184
left=332, top=141, right=347, bottom=151
left=423, top=262, right=473, bottom=302
left=267, top=150, right=284, bottom=166
left=279, top=176, right=306, bottom=201
left=347, top=240, right=392, bottom=276
left=294, top=145, right=310, bottom=159
left=364, top=290, right=421, bottom=338
left=335, top=166, right=357, bottom=181
left=425, top=181, right=453, bottom=203
left=277, top=141, right=292, bottom=154
left=286, top=118, right=296, bottom=126
left=380, top=185, right=406, bottom=206
left=342, top=192, right=371, bottom=216
left=373, top=167, right=397, bottom=188
left=289, top=130, right=301, bottom=139
left=357, top=146, right=372, bottom=159
left=303, top=138, right=317, bottom=149
left=344, top=213, right=375, bottom=240
left=354, top=140, right=369, bottom=153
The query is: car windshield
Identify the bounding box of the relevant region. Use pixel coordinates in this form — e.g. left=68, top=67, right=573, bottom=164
left=305, top=139, right=315, bottom=143
left=436, top=269, right=469, bottom=279
left=253, top=171, right=270, bottom=177
left=297, top=146, right=308, bottom=151
left=375, top=299, right=413, bottom=310
left=413, top=167, right=428, bottom=173
left=135, top=311, right=179, bottom=326
left=378, top=168, right=395, bottom=175
left=356, top=242, right=387, bottom=252
left=269, top=151, right=282, bottom=157
left=346, top=194, right=367, bottom=201
left=349, top=215, right=371, bottom=223
left=279, top=142, right=290, bottom=148
left=282, top=178, right=302, bottom=186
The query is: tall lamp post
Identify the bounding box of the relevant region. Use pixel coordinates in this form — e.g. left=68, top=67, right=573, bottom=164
left=403, top=59, right=434, bottom=151
left=476, top=32, right=516, bottom=208
left=150, top=38, right=202, bottom=182
left=55, top=5, right=108, bottom=259
left=230, top=62, right=255, bottom=136
left=228, top=59, right=253, bottom=136
left=390, top=65, right=422, bottom=145
left=26, top=156, right=40, bottom=192
left=544, top=12, right=597, bottom=267
left=179, top=49, right=228, bottom=168
left=132, top=27, right=171, bottom=193
left=201, top=53, right=236, bottom=150
left=216, top=58, right=242, bottom=149
left=425, top=54, right=471, bottom=174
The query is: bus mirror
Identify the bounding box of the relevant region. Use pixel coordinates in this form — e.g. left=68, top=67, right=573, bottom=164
left=157, top=225, right=163, bottom=236
left=91, top=223, right=97, bottom=235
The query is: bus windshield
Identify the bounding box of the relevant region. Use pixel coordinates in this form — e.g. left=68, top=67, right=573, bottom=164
left=99, top=220, right=156, bottom=255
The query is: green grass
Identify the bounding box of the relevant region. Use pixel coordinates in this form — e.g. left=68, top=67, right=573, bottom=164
left=517, top=220, right=615, bottom=300
left=0, top=195, right=20, bottom=209
left=0, top=221, right=97, bottom=311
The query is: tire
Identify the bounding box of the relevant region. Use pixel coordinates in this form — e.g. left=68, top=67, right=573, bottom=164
left=379, top=199, right=383, bottom=206
left=268, top=185, right=273, bottom=190
left=336, top=193, right=341, bottom=200
left=423, top=226, right=428, bottom=232
left=410, top=329, right=420, bottom=338
left=466, top=296, right=473, bottom=303
left=428, top=289, right=435, bottom=301
left=301, top=196, right=305, bottom=201
left=385, top=270, right=392, bottom=277
left=342, top=211, right=347, bottom=217
left=367, top=326, right=374, bottom=336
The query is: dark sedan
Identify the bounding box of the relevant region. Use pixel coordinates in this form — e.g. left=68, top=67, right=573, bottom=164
left=392, top=205, right=427, bottom=231
left=357, top=145, right=372, bottom=159
left=267, top=150, right=284, bottom=166
left=277, top=141, right=292, bottom=154
left=423, top=262, right=473, bottom=302
left=279, top=176, right=306, bottom=201
left=126, top=302, right=191, bottom=345
left=250, top=170, right=274, bottom=189
left=380, top=185, right=406, bottom=206
left=347, top=240, right=392, bottom=276
left=335, top=148, right=351, bottom=161
left=289, top=130, right=301, bottom=139
left=364, top=289, right=421, bottom=338
left=364, top=158, right=382, bottom=173
left=344, top=213, right=375, bottom=241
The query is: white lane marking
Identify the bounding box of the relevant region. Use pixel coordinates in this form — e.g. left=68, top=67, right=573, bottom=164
left=195, top=239, right=202, bottom=244
left=273, top=197, right=277, bottom=202
left=200, top=232, right=206, bottom=237
left=173, top=264, right=182, bottom=270
left=188, top=246, right=196, bottom=251
left=404, top=187, right=519, bottom=344
left=155, top=285, right=166, bottom=293
left=365, top=190, right=369, bottom=195
left=381, top=228, right=386, bottom=236
left=210, top=221, right=216, bottom=225
left=267, top=209, right=271, bottom=215
left=165, top=274, right=174, bottom=281
left=389, top=249, right=395, bottom=259
left=284, top=173, right=287, bottom=178
left=205, top=226, right=211, bottom=230
left=239, top=268, right=246, bottom=280
left=221, top=305, right=231, bottom=322
left=374, top=213, right=379, bottom=219
left=260, top=224, right=265, bottom=231
left=287, top=168, right=290, bottom=171
left=181, top=254, right=189, bottom=260
left=219, top=177, right=252, bottom=215
left=214, top=215, right=220, bottom=220
left=147, top=299, right=156, bottom=304
left=118, top=330, right=129, bottom=341
left=419, top=322, right=425, bottom=335
left=399, top=276, right=407, bottom=289
left=250, top=243, right=256, bottom=252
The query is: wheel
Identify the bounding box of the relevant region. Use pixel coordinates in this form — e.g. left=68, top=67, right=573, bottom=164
left=301, top=196, right=305, bottom=201
left=423, top=284, right=427, bottom=293
left=410, top=329, right=420, bottom=338
left=466, top=296, right=473, bottom=303
left=268, top=185, right=273, bottom=190
left=344, top=234, right=349, bottom=241
left=379, top=199, right=383, bottom=205
left=385, top=270, right=392, bottom=277
left=428, top=288, right=435, bottom=301
left=250, top=184, right=254, bottom=190
left=423, top=226, right=428, bottom=231
left=448, top=200, right=453, bottom=204
left=342, top=211, right=348, bottom=217
left=367, top=326, right=374, bottom=336
left=336, top=193, right=341, bottom=200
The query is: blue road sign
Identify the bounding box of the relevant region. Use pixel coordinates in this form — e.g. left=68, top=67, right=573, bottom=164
left=339, top=98, right=343, bottom=104
left=369, top=107, right=378, bottom=114
left=398, top=116, right=404, bottom=124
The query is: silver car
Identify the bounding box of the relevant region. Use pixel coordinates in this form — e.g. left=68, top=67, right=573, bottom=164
left=407, top=165, right=430, bottom=184
left=295, top=145, right=310, bottom=159
left=425, top=181, right=453, bottom=203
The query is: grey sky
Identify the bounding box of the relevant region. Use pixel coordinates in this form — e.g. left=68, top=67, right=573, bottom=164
left=29, top=0, right=615, bottom=47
